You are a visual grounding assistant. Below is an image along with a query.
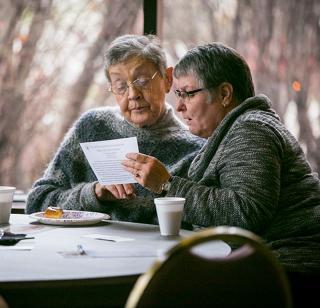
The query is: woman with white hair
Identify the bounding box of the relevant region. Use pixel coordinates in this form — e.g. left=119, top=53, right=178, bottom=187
left=26, top=34, right=205, bottom=224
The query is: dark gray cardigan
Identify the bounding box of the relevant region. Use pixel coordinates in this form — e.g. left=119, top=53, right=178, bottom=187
left=168, top=94, right=320, bottom=273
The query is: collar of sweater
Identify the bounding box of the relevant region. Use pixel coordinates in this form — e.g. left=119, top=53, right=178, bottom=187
left=188, top=94, right=278, bottom=180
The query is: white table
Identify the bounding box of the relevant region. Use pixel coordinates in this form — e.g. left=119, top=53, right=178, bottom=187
left=0, top=214, right=231, bottom=307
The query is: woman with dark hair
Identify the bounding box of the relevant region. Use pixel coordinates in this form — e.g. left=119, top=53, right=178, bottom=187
left=123, top=42, right=320, bottom=306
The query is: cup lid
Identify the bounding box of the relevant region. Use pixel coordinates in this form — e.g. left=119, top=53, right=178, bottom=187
left=154, top=197, right=185, bottom=203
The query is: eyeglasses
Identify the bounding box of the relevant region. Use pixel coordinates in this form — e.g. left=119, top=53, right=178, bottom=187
left=174, top=88, right=208, bottom=100
left=109, top=71, right=158, bottom=95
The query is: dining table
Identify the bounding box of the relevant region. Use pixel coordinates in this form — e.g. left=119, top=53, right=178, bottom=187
left=0, top=213, right=231, bottom=307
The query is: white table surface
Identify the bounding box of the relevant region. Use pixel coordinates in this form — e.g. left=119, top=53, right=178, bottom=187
left=0, top=214, right=231, bottom=283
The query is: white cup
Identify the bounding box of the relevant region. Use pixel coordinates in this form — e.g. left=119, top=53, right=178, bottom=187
left=0, top=186, right=16, bottom=224
left=154, top=197, right=185, bottom=236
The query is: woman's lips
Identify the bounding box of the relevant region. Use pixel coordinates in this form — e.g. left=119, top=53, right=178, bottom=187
left=130, top=105, right=149, bottom=112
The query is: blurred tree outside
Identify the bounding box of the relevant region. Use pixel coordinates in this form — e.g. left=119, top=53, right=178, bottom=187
left=163, top=0, right=320, bottom=173
left=0, top=0, right=319, bottom=193
left=0, top=0, right=143, bottom=190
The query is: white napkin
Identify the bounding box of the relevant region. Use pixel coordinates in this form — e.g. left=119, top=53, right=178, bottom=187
left=83, top=233, right=134, bottom=242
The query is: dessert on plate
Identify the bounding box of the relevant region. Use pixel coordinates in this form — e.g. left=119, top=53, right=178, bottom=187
left=43, top=206, right=64, bottom=219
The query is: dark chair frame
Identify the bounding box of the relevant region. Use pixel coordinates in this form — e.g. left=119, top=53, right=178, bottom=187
left=125, top=226, right=292, bottom=308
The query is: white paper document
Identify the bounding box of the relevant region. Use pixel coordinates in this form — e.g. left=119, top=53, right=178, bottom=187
left=80, top=137, right=139, bottom=185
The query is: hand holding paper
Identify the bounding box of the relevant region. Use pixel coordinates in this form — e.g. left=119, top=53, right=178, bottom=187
left=80, top=137, right=139, bottom=185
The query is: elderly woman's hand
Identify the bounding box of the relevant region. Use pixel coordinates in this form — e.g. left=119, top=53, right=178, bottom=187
left=122, top=153, right=171, bottom=193
left=94, top=182, right=136, bottom=201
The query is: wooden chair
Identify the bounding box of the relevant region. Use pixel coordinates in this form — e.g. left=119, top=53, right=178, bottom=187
left=0, top=295, right=9, bottom=308
left=125, top=226, right=292, bottom=308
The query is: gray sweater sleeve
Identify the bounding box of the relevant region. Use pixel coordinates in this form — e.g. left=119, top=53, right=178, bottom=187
left=169, top=121, right=283, bottom=233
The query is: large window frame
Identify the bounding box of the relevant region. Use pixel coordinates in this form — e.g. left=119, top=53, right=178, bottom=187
left=143, top=0, right=162, bottom=37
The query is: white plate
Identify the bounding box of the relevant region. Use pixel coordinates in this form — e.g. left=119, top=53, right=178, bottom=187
left=29, top=210, right=110, bottom=226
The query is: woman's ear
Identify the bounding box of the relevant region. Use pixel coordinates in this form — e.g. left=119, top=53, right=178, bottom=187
left=164, top=67, right=173, bottom=93
left=219, top=82, right=233, bottom=107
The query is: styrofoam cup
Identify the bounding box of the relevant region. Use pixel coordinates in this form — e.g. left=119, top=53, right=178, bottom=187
left=0, top=186, right=16, bottom=224
left=154, top=197, right=185, bottom=236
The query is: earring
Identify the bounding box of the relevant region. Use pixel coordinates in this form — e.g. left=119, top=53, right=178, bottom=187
left=222, top=102, right=227, bottom=108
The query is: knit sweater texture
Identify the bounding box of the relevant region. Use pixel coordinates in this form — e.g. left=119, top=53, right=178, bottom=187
left=168, top=94, right=320, bottom=273
left=26, top=104, right=205, bottom=224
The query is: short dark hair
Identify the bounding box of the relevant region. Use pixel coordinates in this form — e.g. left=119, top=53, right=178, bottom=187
left=174, top=42, right=255, bottom=103
left=104, top=34, right=167, bottom=81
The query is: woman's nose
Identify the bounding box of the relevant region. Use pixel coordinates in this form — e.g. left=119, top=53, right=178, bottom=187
left=175, top=98, right=186, bottom=112
left=127, top=85, right=141, bottom=100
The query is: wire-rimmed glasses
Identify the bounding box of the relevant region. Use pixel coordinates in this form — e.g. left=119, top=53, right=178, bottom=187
left=173, top=88, right=208, bottom=100
left=109, top=71, right=158, bottom=95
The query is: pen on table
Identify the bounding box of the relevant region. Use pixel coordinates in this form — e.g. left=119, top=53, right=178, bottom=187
left=77, top=244, right=86, bottom=255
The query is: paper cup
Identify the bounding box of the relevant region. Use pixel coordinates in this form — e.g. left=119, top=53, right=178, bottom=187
left=0, top=186, right=16, bottom=224
left=154, top=197, right=185, bottom=236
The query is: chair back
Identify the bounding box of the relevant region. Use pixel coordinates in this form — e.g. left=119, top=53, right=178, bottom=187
left=125, top=226, right=292, bottom=308
left=0, top=296, right=9, bottom=308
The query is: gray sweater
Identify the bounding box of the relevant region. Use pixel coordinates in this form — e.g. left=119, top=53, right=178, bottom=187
left=168, top=94, right=320, bottom=273
left=26, top=104, right=205, bottom=224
